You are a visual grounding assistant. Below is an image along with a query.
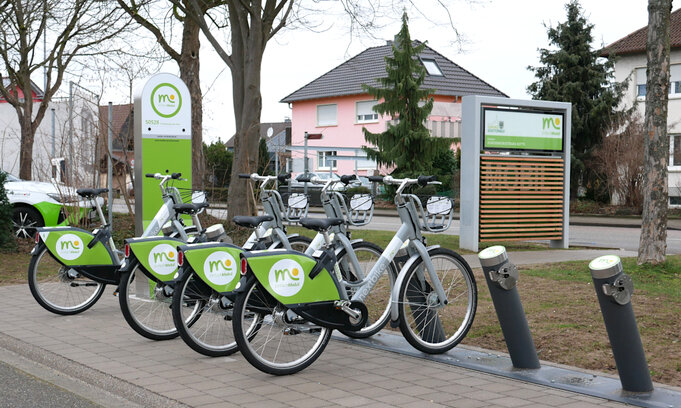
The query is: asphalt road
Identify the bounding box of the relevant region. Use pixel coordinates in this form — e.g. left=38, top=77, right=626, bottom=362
left=0, top=360, right=100, bottom=408
left=111, top=200, right=681, bottom=254
left=359, top=215, right=681, bottom=254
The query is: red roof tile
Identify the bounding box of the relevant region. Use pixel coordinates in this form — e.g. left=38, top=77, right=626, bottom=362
left=601, top=7, right=681, bottom=56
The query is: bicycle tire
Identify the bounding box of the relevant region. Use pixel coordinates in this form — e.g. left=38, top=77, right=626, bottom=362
left=28, top=246, right=105, bottom=315
left=397, top=247, right=477, bottom=354
left=171, top=270, right=238, bottom=356
left=119, top=264, right=199, bottom=341
left=283, top=235, right=312, bottom=252
left=232, top=277, right=331, bottom=375
left=337, top=241, right=397, bottom=339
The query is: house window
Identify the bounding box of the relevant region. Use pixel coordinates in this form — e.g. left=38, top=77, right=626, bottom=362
left=637, top=65, right=681, bottom=96
left=421, top=58, right=443, bottom=76
left=670, top=196, right=681, bottom=206
left=356, top=100, right=379, bottom=123
left=672, top=135, right=681, bottom=166
left=636, top=67, right=646, bottom=97
left=318, top=151, right=337, bottom=169
left=317, top=104, right=337, bottom=126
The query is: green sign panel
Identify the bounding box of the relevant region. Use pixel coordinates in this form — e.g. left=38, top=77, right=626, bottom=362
left=134, top=73, right=192, bottom=235
left=483, top=108, right=564, bottom=152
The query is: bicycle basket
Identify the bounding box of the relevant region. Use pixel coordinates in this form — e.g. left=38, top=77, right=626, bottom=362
left=405, top=195, right=453, bottom=232
left=346, top=193, right=374, bottom=226
left=285, top=193, right=309, bottom=222
left=178, top=188, right=207, bottom=212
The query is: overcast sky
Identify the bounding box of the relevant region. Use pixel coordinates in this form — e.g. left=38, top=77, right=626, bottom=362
left=100, top=0, right=652, bottom=143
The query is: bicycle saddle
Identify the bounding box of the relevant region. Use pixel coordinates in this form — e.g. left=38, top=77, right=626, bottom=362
left=232, top=215, right=274, bottom=228
left=299, top=217, right=344, bottom=232
left=76, top=188, right=109, bottom=198
left=173, top=202, right=209, bottom=215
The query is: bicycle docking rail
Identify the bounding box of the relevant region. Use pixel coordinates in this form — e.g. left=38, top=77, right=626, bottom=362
left=478, top=246, right=540, bottom=369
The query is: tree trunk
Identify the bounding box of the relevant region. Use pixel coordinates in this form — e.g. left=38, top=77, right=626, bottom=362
left=226, top=7, right=265, bottom=219
left=178, top=14, right=204, bottom=190
left=18, top=110, right=35, bottom=180
left=638, top=0, right=672, bottom=265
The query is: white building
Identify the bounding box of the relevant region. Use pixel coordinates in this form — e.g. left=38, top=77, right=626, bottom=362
left=601, top=8, right=681, bottom=206
left=0, top=81, right=100, bottom=187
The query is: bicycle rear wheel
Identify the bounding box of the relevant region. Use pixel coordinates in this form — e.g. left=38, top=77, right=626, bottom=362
left=397, top=247, right=477, bottom=354
left=232, top=277, right=331, bottom=375
left=172, top=270, right=238, bottom=356
left=119, top=264, right=199, bottom=340
left=28, top=247, right=105, bottom=315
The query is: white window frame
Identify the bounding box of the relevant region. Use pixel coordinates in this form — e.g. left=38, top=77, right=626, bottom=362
left=636, top=65, right=681, bottom=100
left=316, top=104, right=337, bottom=126
left=356, top=100, right=379, bottom=124
left=317, top=150, right=337, bottom=170
left=669, top=134, right=681, bottom=170
left=421, top=58, right=443, bottom=76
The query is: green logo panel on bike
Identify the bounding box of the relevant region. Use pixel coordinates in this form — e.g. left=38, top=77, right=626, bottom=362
left=246, top=252, right=341, bottom=305
left=39, top=227, right=114, bottom=266
left=182, top=243, right=244, bottom=292
left=127, top=237, right=184, bottom=281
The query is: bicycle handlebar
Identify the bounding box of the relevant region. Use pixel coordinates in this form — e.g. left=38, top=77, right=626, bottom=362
left=368, top=176, right=384, bottom=183
left=340, top=174, right=356, bottom=185
left=238, top=173, right=251, bottom=179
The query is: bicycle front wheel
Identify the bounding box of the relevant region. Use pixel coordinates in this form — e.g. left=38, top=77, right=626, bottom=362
left=337, top=241, right=396, bottom=339
left=119, top=265, right=190, bottom=340
left=232, top=277, right=331, bottom=375
left=172, top=270, right=238, bottom=356
left=397, top=247, right=477, bottom=354
left=28, top=246, right=105, bottom=315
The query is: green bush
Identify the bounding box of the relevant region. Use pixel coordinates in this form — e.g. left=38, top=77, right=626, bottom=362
left=0, top=172, right=16, bottom=251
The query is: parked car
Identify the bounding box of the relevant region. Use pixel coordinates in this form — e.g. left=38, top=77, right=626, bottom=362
left=2, top=171, right=103, bottom=238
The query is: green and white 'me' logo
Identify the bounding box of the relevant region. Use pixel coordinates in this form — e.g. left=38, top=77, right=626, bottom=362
left=55, top=233, right=84, bottom=260
left=148, top=244, right=177, bottom=275
left=268, top=259, right=305, bottom=297
left=150, top=82, right=182, bottom=118
left=203, top=251, right=237, bottom=285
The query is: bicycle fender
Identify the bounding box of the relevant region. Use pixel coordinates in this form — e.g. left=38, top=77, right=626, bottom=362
left=178, top=242, right=244, bottom=293
left=389, top=245, right=441, bottom=322
left=390, top=252, right=422, bottom=322
left=125, top=236, right=185, bottom=282
left=241, top=250, right=342, bottom=305
left=36, top=227, right=116, bottom=267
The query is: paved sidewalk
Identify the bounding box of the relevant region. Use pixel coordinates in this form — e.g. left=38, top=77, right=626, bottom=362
left=0, top=283, right=634, bottom=408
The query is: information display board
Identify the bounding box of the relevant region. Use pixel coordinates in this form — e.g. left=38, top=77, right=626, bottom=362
left=483, top=108, right=564, bottom=152
left=134, top=73, right=192, bottom=235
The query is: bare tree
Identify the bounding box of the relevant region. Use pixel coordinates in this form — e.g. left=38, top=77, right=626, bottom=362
left=638, top=0, right=673, bottom=265
left=0, top=0, right=130, bottom=180
left=592, top=112, right=645, bottom=211
left=116, top=0, right=215, bottom=190
left=175, top=0, right=462, bottom=218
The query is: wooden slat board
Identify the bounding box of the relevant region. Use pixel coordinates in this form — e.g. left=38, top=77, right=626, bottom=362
left=479, top=155, right=565, bottom=241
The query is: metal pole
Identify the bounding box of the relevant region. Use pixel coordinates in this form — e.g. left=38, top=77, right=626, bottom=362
left=68, top=81, right=74, bottom=184
left=50, top=108, right=55, bottom=158
left=107, top=102, right=113, bottom=226
left=589, top=255, right=653, bottom=392
left=478, top=246, right=540, bottom=369
left=303, top=131, right=308, bottom=195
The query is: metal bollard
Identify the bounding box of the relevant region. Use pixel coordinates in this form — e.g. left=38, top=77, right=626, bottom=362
left=478, top=246, right=540, bottom=369
left=589, top=255, right=653, bottom=393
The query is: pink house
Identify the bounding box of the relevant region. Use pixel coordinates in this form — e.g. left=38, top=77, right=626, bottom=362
left=1, top=78, right=44, bottom=103
left=280, top=40, right=506, bottom=177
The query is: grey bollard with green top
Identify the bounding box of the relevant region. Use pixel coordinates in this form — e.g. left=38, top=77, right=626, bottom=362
left=589, top=255, right=653, bottom=393
left=478, top=246, right=540, bottom=369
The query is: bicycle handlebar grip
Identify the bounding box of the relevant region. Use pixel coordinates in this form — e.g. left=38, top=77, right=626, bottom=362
left=417, top=175, right=437, bottom=186
left=368, top=175, right=384, bottom=183
left=171, top=172, right=182, bottom=179
left=238, top=173, right=251, bottom=179
left=297, top=174, right=312, bottom=182
left=277, top=173, right=291, bottom=183
left=340, top=174, right=357, bottom=185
